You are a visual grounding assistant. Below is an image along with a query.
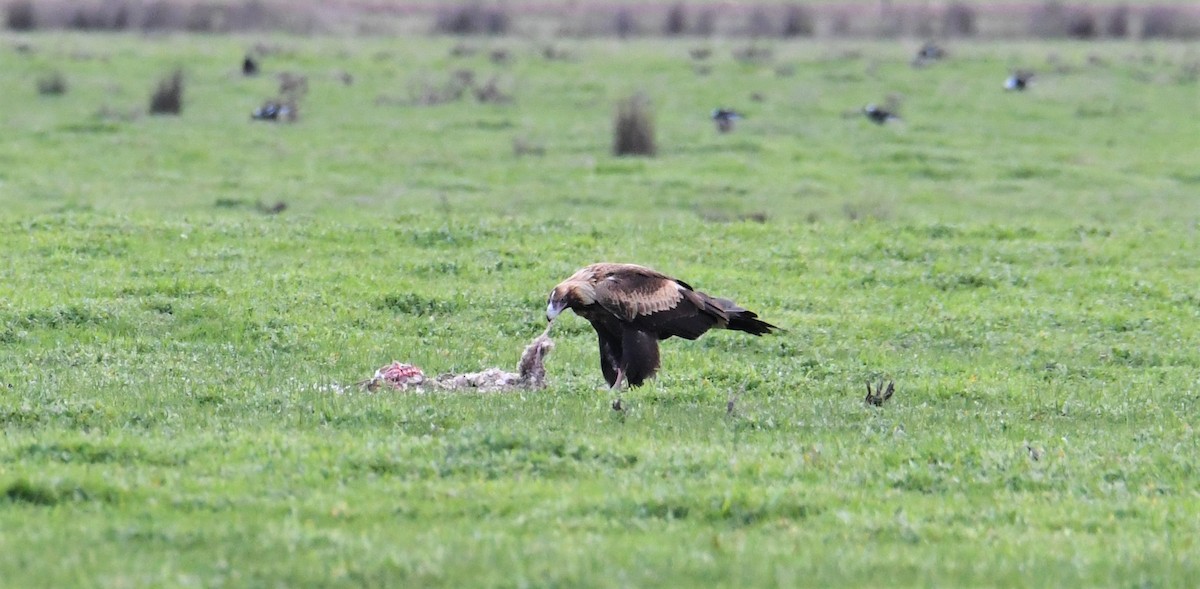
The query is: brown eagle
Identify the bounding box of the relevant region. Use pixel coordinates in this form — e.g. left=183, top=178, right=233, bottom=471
left=546, top=263, right=778, bottom=389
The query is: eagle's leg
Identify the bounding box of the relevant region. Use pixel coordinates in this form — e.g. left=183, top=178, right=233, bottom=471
left=610, top=367, right=625, bottom=412
left=609, top=367, right=626, bottom=391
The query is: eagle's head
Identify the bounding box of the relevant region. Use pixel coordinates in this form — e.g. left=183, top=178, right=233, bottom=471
left=546, top=275, right=596, bottom=322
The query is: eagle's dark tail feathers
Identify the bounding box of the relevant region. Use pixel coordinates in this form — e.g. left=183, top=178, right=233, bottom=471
left=712, top=297, right=779, bottom=336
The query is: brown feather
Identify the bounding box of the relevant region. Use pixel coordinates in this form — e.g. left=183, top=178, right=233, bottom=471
left=591, top=265, right=686, bottom=320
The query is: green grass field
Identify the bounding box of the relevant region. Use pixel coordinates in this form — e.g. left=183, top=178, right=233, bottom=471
left=1, top=32, right=1199, bottom=587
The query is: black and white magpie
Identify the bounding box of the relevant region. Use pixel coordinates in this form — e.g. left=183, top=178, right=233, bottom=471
left=711, top=108, right=743, bottom=133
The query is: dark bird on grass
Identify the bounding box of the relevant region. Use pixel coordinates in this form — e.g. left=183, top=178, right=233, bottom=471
left=545, top=263, right=778, bottom=389
left=1005, top=70, right=1034, bottom=91
left=911, top=41, right=946, bottom=67
left=242, top=55, right=259, bottom=76
left=711, top=108, right=743, bottom=133
left=862, top=103, right=899, bottom=125
left=251, top=100, right=296, bottom=122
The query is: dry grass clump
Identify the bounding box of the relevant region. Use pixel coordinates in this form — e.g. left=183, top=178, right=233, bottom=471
left=36, top=71, right=67, bottom=96
left=612, top=93, right=656, bottom=157
left=277, top=72, right=308, bottom=101
left=488, top=48, right=510, bottom=64
left=473, top=75, right=512, bottom=104
left=148, top=68, right=183, bottom=115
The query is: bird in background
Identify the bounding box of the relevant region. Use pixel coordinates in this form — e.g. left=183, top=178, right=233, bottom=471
left=1005, top=70, right=1034, bottom=91
left=911, top=41, right=946, bottom=67
left=546, top=263, right=778, bottom=390
left=251, top=100, right=296, bottom=122
left=860, top=93, right=904, bottom=125
left=862, top=103, right=900, bottom=125
left=711, top=108, right=743, bottom=133
left=242, top=55, right=259, bottom=76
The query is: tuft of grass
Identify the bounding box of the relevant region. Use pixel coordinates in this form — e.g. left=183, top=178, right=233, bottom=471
left=35, top=71, right=66, bottom=95
left=612, top=93, right=656, bottom=157
left=277, top=71, right=308, bottom=100
left=147, top=68, right=183, bottom=115
left=473, top=75, right=512, bottom=104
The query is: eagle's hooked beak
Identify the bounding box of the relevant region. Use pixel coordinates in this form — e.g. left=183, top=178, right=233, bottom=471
left=546, top=298, right=567, bottom=323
